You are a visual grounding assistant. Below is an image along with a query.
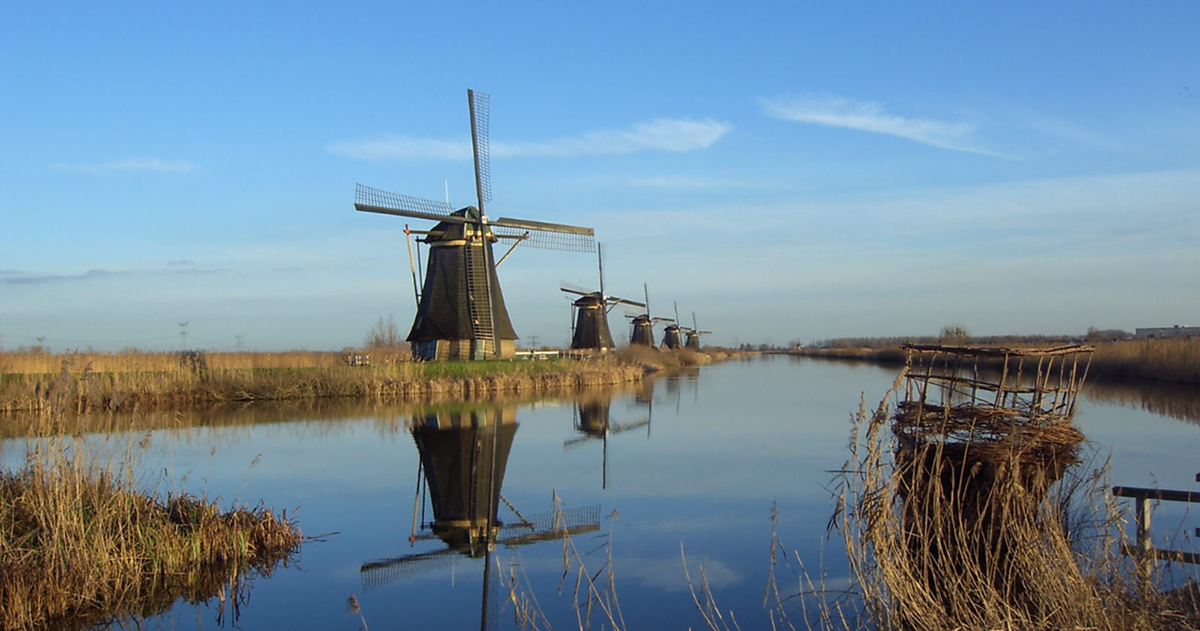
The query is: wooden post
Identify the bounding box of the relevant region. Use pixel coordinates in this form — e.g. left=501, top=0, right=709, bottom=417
left=1136, top=495, right=1152, bottom=587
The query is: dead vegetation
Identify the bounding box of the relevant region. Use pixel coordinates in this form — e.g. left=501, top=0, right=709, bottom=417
left=824, top=345, right=1200, bottom=631
left=0, top=349, right=644, bottom=414
left=0, top=419, right=300, bottom=630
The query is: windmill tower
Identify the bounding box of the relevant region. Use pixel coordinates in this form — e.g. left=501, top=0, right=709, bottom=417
left=684, top=312, right=712, bottom=350
left=628, top=283, right=673, bottom=346
left=561, top=244, right=645, bottom=352
left=661, top=302, right=684, bottom=349
left=355, top=90, right=596, bottom=360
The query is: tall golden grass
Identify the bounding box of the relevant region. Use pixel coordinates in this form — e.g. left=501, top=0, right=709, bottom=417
left=0, top=418, right=301, bottom=629
left=1090, top=338, right=1200, bottom=384
left=0, top=350, right=644, bottom=414
left=823, top=376, right=1200, bottom=631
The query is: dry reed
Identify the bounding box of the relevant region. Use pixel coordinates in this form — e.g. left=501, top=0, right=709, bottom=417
left=829, top=369, right=1200, bottom=631
left=0, top=418, right=301, bottom=630
left=0, top=350, right=644, bottom=414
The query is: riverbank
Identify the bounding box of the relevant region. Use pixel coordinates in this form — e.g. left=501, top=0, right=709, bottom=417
left=1, top=429, right=300, bottom=629
left=0, top=347, right=737, bottom=414
left=791, top=337, right=1200, bottom=386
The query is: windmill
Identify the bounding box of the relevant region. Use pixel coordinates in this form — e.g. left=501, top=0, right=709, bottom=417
left=684, top=312, right=712, bottom=350
left=561, top=244, right=645, bottom=352
left=361, top=404, right=601, bottom=631
left=627, top=283, right=673, bottom=347
left=661, top=302, right=684, bottom=349
left=355, top=90, right=596, bottom=361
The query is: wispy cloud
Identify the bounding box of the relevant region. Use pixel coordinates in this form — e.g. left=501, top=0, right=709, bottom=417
left=327, top=118, right=733, bottom=161
left=761, top=93, right=1006, bottom=157
left=50, top=158, right=198, bottom=173
left=1, top=264, right=224, bottom=285
left=0, top=269, right=126, bottom=285
left=629, top=175, right=734, bottom=190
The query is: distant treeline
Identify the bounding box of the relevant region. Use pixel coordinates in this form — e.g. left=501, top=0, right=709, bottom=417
left=795, top=335, right=1200, bottom=386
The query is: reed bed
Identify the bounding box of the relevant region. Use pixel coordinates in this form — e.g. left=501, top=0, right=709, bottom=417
left=828, top=366, right=1200, bottom=631
left=1090, top=337, right=1200, bottom=385
left=0, top=351, right=643, bottom=414
left=0, top=425, right=301, bottom=630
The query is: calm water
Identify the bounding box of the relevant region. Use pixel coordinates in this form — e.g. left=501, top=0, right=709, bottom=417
left=7, top=355, right=1200, bottom=630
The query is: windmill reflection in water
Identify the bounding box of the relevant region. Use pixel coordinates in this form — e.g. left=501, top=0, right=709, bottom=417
left=564, top=389, right=652, bottom=490
left=360, top=405, right=600, bottom=630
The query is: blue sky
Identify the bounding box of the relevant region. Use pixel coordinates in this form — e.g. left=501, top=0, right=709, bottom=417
left=2, top=1, right=1197, bottom=351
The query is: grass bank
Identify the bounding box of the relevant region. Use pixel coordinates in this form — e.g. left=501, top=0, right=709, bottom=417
left=0, top=350, right=644, bottom=414
left=793, top=337, right=1200, bottom=386
left=0, top=430, right=300, bottom=629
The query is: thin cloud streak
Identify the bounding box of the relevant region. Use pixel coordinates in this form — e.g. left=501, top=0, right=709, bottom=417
left=50, top=158, right=198, bottom=173
left=761, top=93, right=1007, bottom=158
left=327, top=118, right=733, bottom=161
left=629, top=175, right=743, bottom=190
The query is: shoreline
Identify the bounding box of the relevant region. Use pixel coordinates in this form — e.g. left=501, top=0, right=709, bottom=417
left=0, top=346, right=742, bottom=415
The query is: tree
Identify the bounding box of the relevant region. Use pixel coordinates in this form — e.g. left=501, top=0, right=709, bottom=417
left=364, top=315, right=402, bottom=348
left=938, top=324, right=970, bottom=345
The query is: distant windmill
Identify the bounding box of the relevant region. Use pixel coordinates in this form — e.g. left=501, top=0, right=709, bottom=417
left=561, top=244, right=645, bottom=352
left=627, top=283, right=673, bottom=347
left=661, top=302, right=684, bottom=349
left=684, top=312, right=712, bottom=350
left=355, top=90, right=596, bottom=360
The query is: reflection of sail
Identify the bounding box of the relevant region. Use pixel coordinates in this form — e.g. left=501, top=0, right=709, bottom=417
left=361, top=505, right=602, bottom=588
left=360, top=403, right=601, bottom=631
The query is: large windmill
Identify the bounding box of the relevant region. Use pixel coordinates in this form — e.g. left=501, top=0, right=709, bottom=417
left=684, top=312, right=712, bottom=350
left=561, top=244, right=645, bottom=352
left=355, top=90, right=596, bottom=360
left=627, top=284, right=673, bottom=347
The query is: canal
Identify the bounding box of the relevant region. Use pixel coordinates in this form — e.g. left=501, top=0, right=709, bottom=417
left=6, top=354, right=1199, bottom=629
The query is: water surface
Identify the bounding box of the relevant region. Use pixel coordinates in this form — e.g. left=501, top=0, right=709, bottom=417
left=5, top=355, right=1198, bottom=630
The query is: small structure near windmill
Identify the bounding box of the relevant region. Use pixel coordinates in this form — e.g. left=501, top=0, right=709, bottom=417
left=354, top=90, right=596, bottom=361
left=885, top=343, right=1094, bottom=624
left=562, top=245, right=644, bottom=352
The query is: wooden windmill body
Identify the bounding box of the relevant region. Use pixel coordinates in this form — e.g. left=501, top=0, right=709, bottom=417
left=684, top=312, right=712, bottom=350
left=562, top=245, right=644, bottom=352
left=355, top=90, right=595, bottom=360
left=628, top=284, right=672, bottom=346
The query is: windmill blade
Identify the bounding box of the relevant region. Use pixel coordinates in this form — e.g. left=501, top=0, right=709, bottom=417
left=610, top=419, right=650, bottom=435
left=355, top=184, right=465, bottom=223
left=492, top=218, right=595, bottom=252
left=495, top=506, right=602, bottom=544
left=560, top=286, right=591, bottom=297
left=467, top=89, right=492, bottom=209
left=606, top=296, right=647, bottom=309
left=361, top=546, right=461, bottom=589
